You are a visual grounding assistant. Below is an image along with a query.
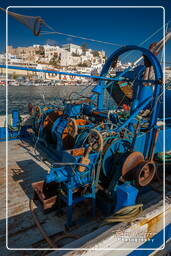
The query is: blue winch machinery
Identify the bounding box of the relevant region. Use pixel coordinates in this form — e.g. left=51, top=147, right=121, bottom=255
left=0, top=110, right=30, bottom=141
left=3, top=45, right=171, bottom=228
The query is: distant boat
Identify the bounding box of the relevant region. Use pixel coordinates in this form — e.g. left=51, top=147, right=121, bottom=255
left=0, top=81, right=5, bottom=86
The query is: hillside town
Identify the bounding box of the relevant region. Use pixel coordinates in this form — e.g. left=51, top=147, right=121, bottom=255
left=0, top=43, right=107, bottom=85
left=0, top=43, right=171, bottom=86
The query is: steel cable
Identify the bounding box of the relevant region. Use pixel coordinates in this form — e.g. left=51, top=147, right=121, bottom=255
left=41, top=22, right=123, bottom=47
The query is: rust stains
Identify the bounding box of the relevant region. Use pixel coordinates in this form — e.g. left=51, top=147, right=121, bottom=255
left=139, top=212, right=163, bottom=239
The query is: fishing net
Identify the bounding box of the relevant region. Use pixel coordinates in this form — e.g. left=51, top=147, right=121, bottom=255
left=0, top=8, right=44, bottom=36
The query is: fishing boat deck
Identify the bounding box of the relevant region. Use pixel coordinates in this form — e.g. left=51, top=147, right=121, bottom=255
left=0, top=138, right=171, bottom=256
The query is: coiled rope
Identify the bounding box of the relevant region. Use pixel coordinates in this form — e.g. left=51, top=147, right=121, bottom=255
left=102, top=204, right=143, bottom=225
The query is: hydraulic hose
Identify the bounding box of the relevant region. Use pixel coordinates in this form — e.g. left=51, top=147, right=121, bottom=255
left=29, top=198, right=79, bottom=248
left=29, top=198, right=55, bottom=248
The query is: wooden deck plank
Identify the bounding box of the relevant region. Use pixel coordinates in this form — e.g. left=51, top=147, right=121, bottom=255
left=0, top=140, right=65, bottom=253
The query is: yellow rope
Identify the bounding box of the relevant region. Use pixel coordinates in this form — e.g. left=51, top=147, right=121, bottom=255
left=102, top=204, right=143, bottom=225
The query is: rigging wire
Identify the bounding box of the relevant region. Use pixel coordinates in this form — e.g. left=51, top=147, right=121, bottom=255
left=2, top=7, right=170, bottom=51
left=121, top=20, right=171, bottom=62
left=41, top=30, right=123, bottom=47
left=41, top=20, right=171, bottom=60
left=40, top=22, right=123, bottom=47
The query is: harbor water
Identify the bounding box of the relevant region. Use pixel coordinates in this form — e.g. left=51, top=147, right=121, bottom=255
left=0, top=84, right=115, bottom=115
left=0, top=85, right=92, bottom=115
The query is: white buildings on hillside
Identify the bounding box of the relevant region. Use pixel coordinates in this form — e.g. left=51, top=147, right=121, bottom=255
left=0, top=54, right=6, bottom=64
left=62, top=44, right=83, bottom=55
left=7, top=43, right=106, bottom=71
left=2, top=45, right=171, bottom=83
left=0, top=53, right=24, bottom=65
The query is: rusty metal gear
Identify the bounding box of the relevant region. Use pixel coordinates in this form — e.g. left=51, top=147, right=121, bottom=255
left=62, top=118, right=78, bottom=149
left=122, top=151, right=144, bottom=180
left=88, top=129, right=104, bottom=152
left=35, top=106, right=41, bottom=117
left=134, top=161, right=156, bottom=187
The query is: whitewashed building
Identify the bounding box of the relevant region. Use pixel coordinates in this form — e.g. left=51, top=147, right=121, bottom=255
left=62, top=44, right=83, bottom=55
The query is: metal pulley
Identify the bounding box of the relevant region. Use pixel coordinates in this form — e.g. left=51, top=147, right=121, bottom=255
left=134, top=161, right=156, bottom=187
left=28, top=103, right=34, bottom=116
left=43, top=110, right=63, bottom=128
left=87, top=129, right=104, bottom=152
left=43, top=110, right=63, bottom=143
left=122, top=152, right=144, bottom=179
left=122, top=151, right=156, bottom=186
left=35, top=106, right=42, bottom=118
left=62, top=118, right=78, bottom=138
left=61, top=118, right=78, bottom=149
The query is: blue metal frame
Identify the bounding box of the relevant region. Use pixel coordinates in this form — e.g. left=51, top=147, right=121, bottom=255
left=0, top=64, right=122, bottom=82
left=97, top=45, right=162, bottom=112
left=46, top=150, right=99, bottom=227
left=0, top=110, right=31, bottom=141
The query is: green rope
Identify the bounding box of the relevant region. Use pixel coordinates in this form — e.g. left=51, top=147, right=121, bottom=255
left=101, top=204, right=143, bottom=225
left=156, top=151, right=171, bottom=162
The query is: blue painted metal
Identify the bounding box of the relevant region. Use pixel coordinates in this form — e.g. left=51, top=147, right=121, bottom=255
left=116, top=96, right=152, bottom=131
left=50, top=105, right=81, bottom=153
left=52, top=117, right=69, bottom=153
left=22, top=45, right=170, bottom=228
left=92, top=83, right=104, bottom=95
left=0, top=64, right=122, bottom=82
left=128, top=223, right=171, bottom=255
left=0, top=127, right=6, bottom=141
left=115, top=184, right=138, bottom=212
left=0, top=110, right=30, bottom=141
left=32, top=105, right=58, bottom=134
left=46, top=149, right=99, bottom=227
left=101, top=45, right=163, bottom=161
left=134, top=127, right=171, bottom=154
left=0, top=127, right=20, bottom=141
left=64, top=103, right=82, bottom=117
left=98, top=45, right=162, bottom=112
left=12, top=110, right=20, bottom=128
left=0, top=126, right=30, bottom=141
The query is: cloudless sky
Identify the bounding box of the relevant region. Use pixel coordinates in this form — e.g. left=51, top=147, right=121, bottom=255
left=0, top=0, right=171, bottom=63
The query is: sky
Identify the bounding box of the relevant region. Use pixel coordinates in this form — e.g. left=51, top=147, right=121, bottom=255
left=0, top=0, right=171, bottom=63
